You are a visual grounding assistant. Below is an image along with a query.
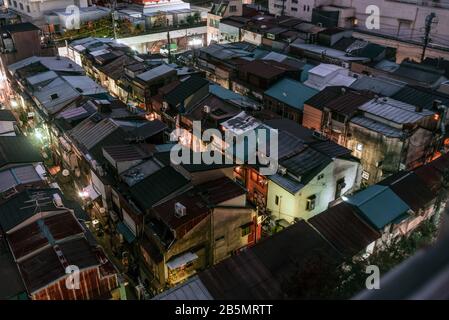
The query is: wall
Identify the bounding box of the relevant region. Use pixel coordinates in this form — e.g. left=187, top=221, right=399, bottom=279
left=347, top=123, right=403, bottom=184
left=302, top=104, right=323, bottom=131
left=212, top=206, right=255, bottom=263
left=267, top=158, right=360, bottom=222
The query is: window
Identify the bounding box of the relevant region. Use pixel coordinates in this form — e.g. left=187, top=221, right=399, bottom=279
left=317, top=173, right=324, bottom=181
left=241, top=223, right=252, bottom=237
left=303, top=5, right=306, bottom=11
left=229, top=5, right=237, bottom=13
left=13, top=1, right=17, bottom=8
left=275, top=195, right=280, bottom=206
left=291, top=7, right=298, bottom=12
left=306, top=195, right=316, bottom=211
left=292, top=0, right=298, bottom=3
left=8, top=0, right=11, bottom=6
left=27, top=5, right=30, bottom=13
left=356, top=143, right=363, bottom=151
left=335, top=178, right=346, bottom=199
left=19, top=2, right=23, bottom=10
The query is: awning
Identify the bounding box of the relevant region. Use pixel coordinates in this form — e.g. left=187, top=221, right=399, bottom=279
left=117, top=222, right=136, bottom=244
left=83, top=184, right=100, bottom=201
left=166, top=252, right=198, bottom=270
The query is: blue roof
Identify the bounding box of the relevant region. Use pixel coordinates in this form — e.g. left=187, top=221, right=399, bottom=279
left=209, top=84, right=245, bottom=100
left=117, top=222, right=136, bottom=244
left=264, top=78, right=318, bottom=110
left=346, top=185, right=410, bottom=230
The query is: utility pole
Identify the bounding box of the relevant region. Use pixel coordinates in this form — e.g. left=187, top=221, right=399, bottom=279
left=167, top=31, right=171, bottom=63
left=112, top=0, right=118, bottom=40
left=421, top=12, right=436, bottom=62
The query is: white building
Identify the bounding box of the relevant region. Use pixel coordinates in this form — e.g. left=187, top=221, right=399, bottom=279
left=5, top=0, right=90, bottom=25
left=268, top=0, right=449, bottom=48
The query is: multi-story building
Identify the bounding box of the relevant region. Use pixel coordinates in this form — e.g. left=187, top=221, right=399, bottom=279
left=268, top=0, right=449, bottom=49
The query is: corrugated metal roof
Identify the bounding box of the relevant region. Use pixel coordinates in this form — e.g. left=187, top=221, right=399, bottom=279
left=0, top=165, right=42, bottom=193
left=264, top=78, right=318, bottom=110
left=350, top=76, right=406, bottom=97
left=154, top=276, right=213, bottom=300
left=379, top=171, right=435, bottom=212
left=350, top=116, right=404, bottom=138
left=358, top=97, right=434, bottom=124
left=137, top=64, right=175, bottom=82
left=33, top=77, right=81, bottom=115
left=309, top=202, right=381, bottom=257
left=346, top=185, right=410, bottom=230
left=70, top=117, right=118, bottom=150
left=280, top=147, right=331, bottom=182
left=269, top=173, right=304, bottom=194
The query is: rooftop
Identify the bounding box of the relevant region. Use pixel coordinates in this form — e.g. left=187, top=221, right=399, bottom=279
left=0, top=136, right=42, bottom=170
left=309, top=202, right=381, bottom=257
left=129, top=166, right=190, bottom=211
left=346, top=185, right=410, bottom=230
left=0, top=22, right=39, bottom=33
left=264, top=78, right=318, bottom=110
left=358, top=97, right=435, bottom=124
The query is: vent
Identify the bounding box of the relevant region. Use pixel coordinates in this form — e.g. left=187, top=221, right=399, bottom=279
left=175, top=202, right=187, bottom=218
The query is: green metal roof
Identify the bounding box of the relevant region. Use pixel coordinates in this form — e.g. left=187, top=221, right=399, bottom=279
left=264, top=78, right=318, bottom=110
left=346, top=185, right=410, bottom=230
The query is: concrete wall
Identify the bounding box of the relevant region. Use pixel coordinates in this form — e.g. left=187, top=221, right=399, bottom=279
left=267, top=158, right=360, bottom=223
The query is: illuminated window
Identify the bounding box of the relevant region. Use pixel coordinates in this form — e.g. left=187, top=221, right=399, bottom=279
left=356, top=143, right=363, bottom=151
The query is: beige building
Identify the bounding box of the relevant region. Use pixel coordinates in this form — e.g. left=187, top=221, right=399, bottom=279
left=269, top=0, right=449, bottom=49
left=207, top=0, right=252, bottom=44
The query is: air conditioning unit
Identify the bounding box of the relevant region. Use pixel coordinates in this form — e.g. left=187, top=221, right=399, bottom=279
left=203, top=105, right=211, bottom=113
left=175, top=202, right=187, bottom=218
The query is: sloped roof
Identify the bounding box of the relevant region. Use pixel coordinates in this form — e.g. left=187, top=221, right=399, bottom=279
left=264, top=78, right=318, bottom=110
left=198, top=220, right=341, bottom=299
left=304, top=86, right=346, bottom=110
left=0, top=136, right=42, bottom=169
left=309, top=202, right=381, bottom=257
left=391, top=85, right=449, bottom=110
left=378, top=171, right=435, bottom=212
left=0, top=165, right=42, bottom=193
left=346, top=185, right=410, bottom=230
left=33, top=77, right=81, bottom=115
left=129, top=166, right=189, bottom=211
left=350, top=76, right=406, bottom=97
left=0, top=22, right=39, bottom=33
left=280, top=147, right=331, bottom=182
left=165, top=76, right=209, bottom=107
